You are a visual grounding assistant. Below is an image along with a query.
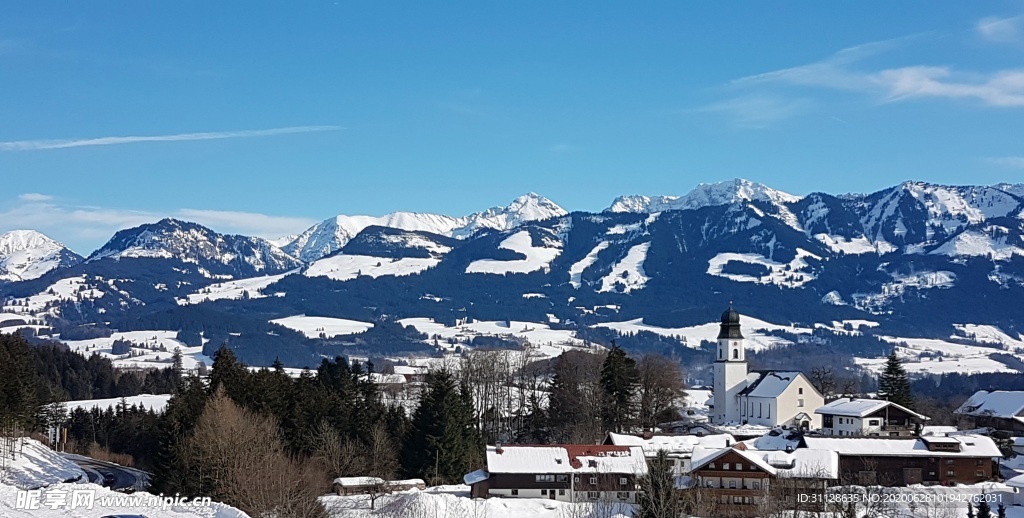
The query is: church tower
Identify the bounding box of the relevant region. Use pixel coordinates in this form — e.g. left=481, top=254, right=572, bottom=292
left=712, top=304, right=748, bottom=424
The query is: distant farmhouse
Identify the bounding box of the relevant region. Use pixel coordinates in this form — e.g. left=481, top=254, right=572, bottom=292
left=816, top=398, right=928, bottom=437
left=710, top=306, right=824, bottom=430
left=955, top=390, right=1024, bottom=434
left=464, top=444, right=647, bottom=503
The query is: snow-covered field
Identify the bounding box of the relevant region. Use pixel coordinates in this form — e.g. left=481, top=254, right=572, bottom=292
left=598, top=242, right=651, bottom=293
left=706, top=249, right=818, bottom=288
left=594, top=314, right=814, bottom=352
left=855, top=336, right=1021, bottom=375
left=466, top=231, right=562, bottom=275
left=321, top=485, right=633, bottom=518
left=62, top=330, right=212, bottom=371
left=3, top=276, right=105, bottom=314
left=953, top=324, right=1024, bottom=351
left=65, top=394, right=173, bottom=414
left=176, top=271, right=293, bottom=305
left=398, top=317, right=594, bottom=359
left=814, top=233, right=879, bottom=255
left=305, top=254, right=440, bottom=282
left=270, top=315, right=374, bottom=338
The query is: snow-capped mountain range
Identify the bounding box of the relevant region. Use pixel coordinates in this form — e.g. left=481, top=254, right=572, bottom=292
left=3, top=179, right=1024, bottom=368
left=282, top=192, right=567, bottom=262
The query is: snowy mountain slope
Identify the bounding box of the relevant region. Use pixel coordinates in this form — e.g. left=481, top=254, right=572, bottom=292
left=465, top=229, right=563, bottom=275
left=0, top=230, right=82, bottom=282
left=88, top=219, right=301, bottom=277
left=282, top=212, right=463, bottom=263
left=607, top=178, right=801, bottom=214
left=284, top=193, right=566, bottom=262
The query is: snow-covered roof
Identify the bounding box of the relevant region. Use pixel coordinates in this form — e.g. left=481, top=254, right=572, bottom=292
left=333, top=477, right=385, bottom=487
left=955, top=390, right=1024, bottom=421
left=802, top=434, right=1001, bottom=458
left=393, top=365, right=427, bottom=376
left=1006, top=473, right=1024, bottom=488
left=484, top=445, right=647, bottom=475
left=740, top=371, right=805, bottom=398
left=605, top=432, right=736, bottom=457
left=463, top=469, right=489, bottom=485
left=741, top=429, right=802, bottom=451
left=1013, top=437, right=1024, bottom=447
left=815, top=398, right=927, bottom=420
left=921, top=425, right=959, bottom=436
left=690, top=446, right=777, bottom=475
left=754, top=449, right=839, bottom=480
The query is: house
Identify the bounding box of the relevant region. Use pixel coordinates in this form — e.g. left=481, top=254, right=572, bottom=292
left=604, top=431, right=736, bottom=475
left=710, top=306, right=824, bottom=430
left=800, top=434, right=1001, bottom=486
left=331, top=477, right=426, bottom=496
left=463, top=444, right=647, bottom=503
left=955, top=390, right=1024, bottom=434
left=688, top=446, right=776, bottom=516
left=688, top=445, right=839, bottom=516
left=816, top=398, right=928, bottom=437
left=1014, top=437, right=1024, bottom=456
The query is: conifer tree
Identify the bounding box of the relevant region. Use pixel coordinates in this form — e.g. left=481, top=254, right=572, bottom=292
left=977, top=497, right=992, bottom=518
left=601, top=341, right=639, bottom=433
left=878, top=350, right=914, bottom=409
left=636, top=450, right=681, bottom=518
left=401, top=369, right=482, bottom=484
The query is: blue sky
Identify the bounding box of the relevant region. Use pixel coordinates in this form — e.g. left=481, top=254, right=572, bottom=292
left=2, top=2, right=1024, bottom=253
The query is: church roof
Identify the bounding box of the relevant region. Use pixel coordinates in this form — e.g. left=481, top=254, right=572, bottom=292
left=739, top=371, right=804, bottom=398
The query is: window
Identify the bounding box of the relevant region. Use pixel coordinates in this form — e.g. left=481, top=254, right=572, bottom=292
left=729, top=481, right=737, bottom=489
left=617, top=492, right=629, bottom=500
left=541, top=490, right=547, bottom=496
left=946, top=460, right=955, bottom=465
left=559, top=490, right=565, bottom=496
left=976, top=470, right=985, bottom=477
left=535, top=474, right=555, bottom=482
left=947, top=470, right=955, bottom=477
left=723, top=463, right=730, bottom=470
left=709, top=462, right=715, bottom=469
left=798, top=387, right=803, bottom=395
left=719, top=349, right=723, bottom=359
left=751, top=481, right=760, bottom=490
left=733, top=348, right=739, bottom=359
left=798, top=399, right=804, bottom=407
left=511, top=490, right=518, bottom=496
left=619, top=477, right=628, bottom=486
left=556, top=475, right=568, bottom=482
left=587, top=492, right=598, bottom=500
left=589, top=477, right=597, bottom=485
left=868, top=419, right=879, bottom=426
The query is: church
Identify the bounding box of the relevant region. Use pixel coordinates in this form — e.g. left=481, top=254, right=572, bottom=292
left=710, top=306, right=823, bottom=430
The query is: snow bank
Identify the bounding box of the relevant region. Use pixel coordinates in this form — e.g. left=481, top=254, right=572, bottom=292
left=0, top=438, right=85, bottom=489
left=0, top=481, right=249, bottom=517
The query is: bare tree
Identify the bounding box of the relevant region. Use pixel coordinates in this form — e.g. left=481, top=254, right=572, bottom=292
left=637, top=354, right=685, bottom=431
left=183, top=390, right=329, bottom=518
left=810, top=366, right=838, bottom=400
left=309, top=420, right=367, bottom=478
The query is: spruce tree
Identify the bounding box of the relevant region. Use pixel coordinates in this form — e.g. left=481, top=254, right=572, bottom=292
left=601, top=341, right=639, bottom=433
left=878, top=349, right=913, bottom=409
left=400, top=369, right=482, bottom=484
left=997, top=502, right=1007, bottom=518
left=636, top=450, right=681, bottom=518
left=976, top=498, right=992, bottom=518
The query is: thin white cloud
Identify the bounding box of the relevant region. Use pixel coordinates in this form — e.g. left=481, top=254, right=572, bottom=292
left=177, top=209, right=317, bottom=240
left=729, top=39, right=899, bottom=92
left=0, top=125, right=342, bottom=152
left=18, top=193, right=54, bottom=202
left=0, top=197, right=315, bottom=254
left=697, top=95, right=811, bottom=129
left=986, top=156, right=1024, bottom=169
left=977, top=15, right=1022, bottom=43
left=722, top=35, right=1024, bottom=109
left=873, top=67, right=1024, bottom=106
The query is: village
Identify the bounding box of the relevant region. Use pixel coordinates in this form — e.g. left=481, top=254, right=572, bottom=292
left=327, top=308, right=1024, bottom=518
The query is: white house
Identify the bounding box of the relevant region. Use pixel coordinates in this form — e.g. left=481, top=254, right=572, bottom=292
left=816, top=398, right=928, bottom=437
left=464, top=444, right=648, bottom=503
left=604, top=432, right=736, bottom=475
left=710, top=306, right=824, bottom=430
